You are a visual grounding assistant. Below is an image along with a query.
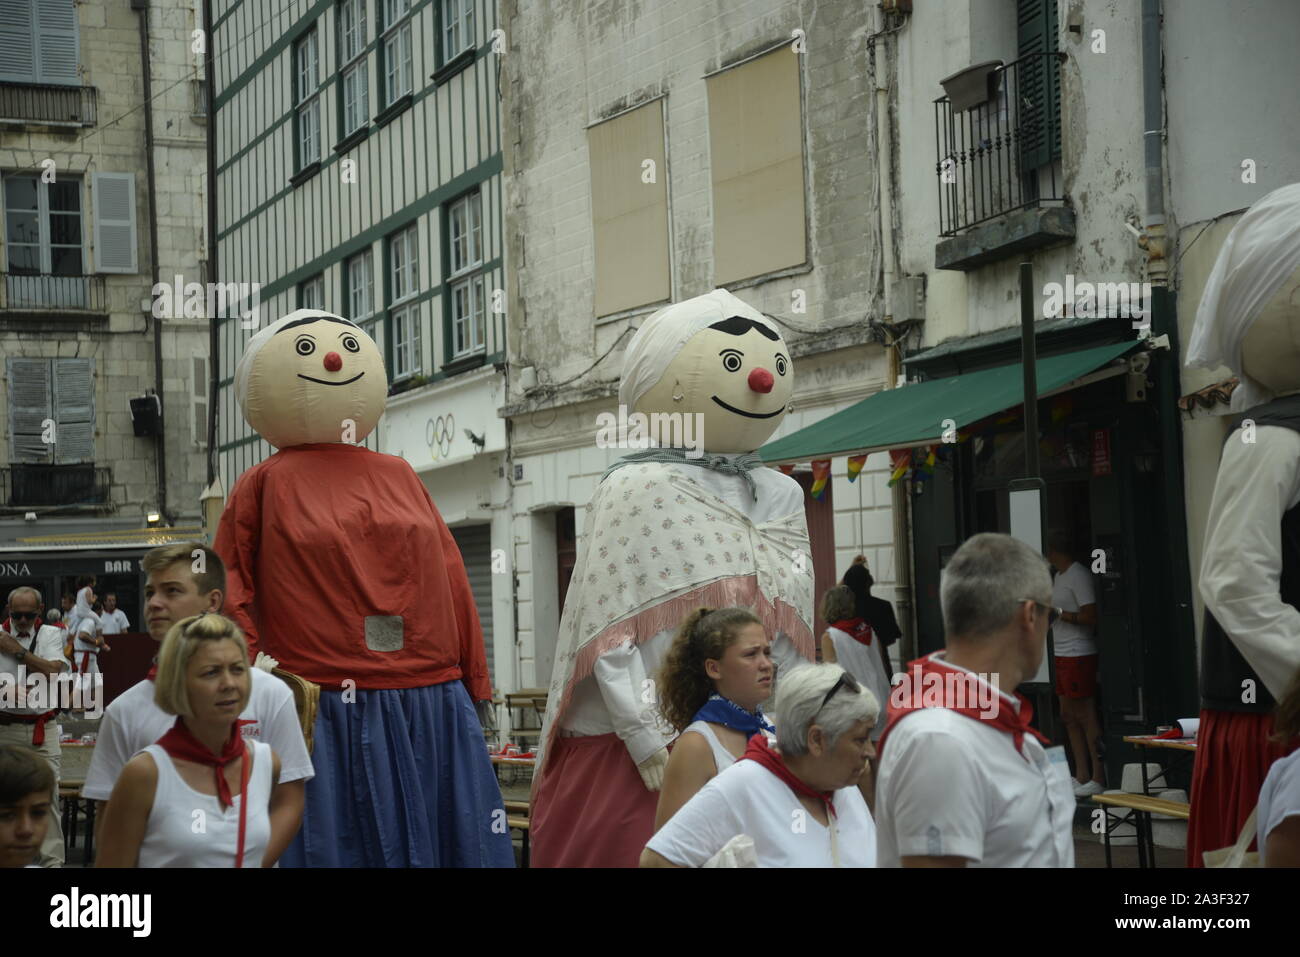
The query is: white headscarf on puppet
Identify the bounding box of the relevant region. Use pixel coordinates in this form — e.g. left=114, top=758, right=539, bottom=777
left=1186, top=183, right=1300, bottom=412
left=235, top=309, right=388, bottom=448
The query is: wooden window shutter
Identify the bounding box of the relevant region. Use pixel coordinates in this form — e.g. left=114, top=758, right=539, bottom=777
left=92, top=172, right=138, bottom=274
left=6, top=357, right=53, bottom=464
left=0, top=0, right=37, bottom=83
left=1016, top=0, right=1061, bottom=173
left=34, top=0, right=80, bottom=86
left=52, top=357, right=94, bottom=464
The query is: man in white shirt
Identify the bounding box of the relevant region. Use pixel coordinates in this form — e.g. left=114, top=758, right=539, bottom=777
left=1046, top=537, right=1104, bottom=798
left=99, top=593, right=130, bottom=635
left=875, top=533, right=1076, bottom=868
left=0, top=587, right=72, bottom=866
left=85, top=542, right=312, bottom=863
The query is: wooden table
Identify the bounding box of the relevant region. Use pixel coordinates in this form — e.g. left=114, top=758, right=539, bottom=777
left=58, top=778, right=95, bottom=862
left=1122, top=735, right=1197, bottom=795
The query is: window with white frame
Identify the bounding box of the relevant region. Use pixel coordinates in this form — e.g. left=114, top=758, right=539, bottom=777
left=299, top=274, right=325, bottom=309
left=389, top=224, right=420, bottom=378
left=338, top=0, right=368, bottom=135
left=2, top=172, right=89, bottom=308
left=294, top=27, right=321, bottom=168
left=347, top=249, right=374, bottom=320
left=381, top=0, right=413, bottom=107
left=448, top=191, right=485, bottom=357
left=441, top=0, right=475, bottom=63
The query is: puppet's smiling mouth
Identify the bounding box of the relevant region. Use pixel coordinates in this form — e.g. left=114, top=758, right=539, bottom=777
left=297, top=372, right=365, bottom=386
left=711, top=396, right=785, bottom=419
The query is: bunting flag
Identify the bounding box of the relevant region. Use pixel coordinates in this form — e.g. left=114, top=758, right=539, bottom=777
left=887, top=449, right=912, bottom=487
left=777, top=463, right=796, bottom=476
left=912, top=445, right=939, bottom=482
left=846, top=454, right=867, bottom=483
left=809, top=459, right=831, bottom=500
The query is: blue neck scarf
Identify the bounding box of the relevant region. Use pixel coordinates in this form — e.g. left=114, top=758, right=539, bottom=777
left=691, top=693, right=776, bottom=738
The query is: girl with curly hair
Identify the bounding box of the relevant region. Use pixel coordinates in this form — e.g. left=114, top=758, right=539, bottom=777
left=652, top=607, right=775, bottom=830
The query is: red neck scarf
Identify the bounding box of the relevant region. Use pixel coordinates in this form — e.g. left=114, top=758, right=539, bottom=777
left=146, top=662, right=158, bottom=681
left=877, top=652, right=1048, bottom=759
left=830, top=617, right=873, bottom=646
left=156, top=717, right=247, bottom=809
left=740, top=734, right=836, bottom=820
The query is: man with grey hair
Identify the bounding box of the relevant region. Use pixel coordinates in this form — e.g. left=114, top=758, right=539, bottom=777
left=874, top=533, right=1076, bottom=867
left=0, top=586, right=71, bottom=866
left=642, top=663, right=879, bottom=868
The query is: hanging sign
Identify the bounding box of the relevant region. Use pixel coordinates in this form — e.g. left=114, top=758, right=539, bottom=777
left=1091, top=428, right=1112, bottom=477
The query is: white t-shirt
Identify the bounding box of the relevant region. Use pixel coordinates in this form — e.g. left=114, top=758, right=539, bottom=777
left=875, top=674, right=1076, bottom=867
left=83, top=667, right=314, bottom=800
left=1258, top=749, right=1300, bottom=866
left=826, top=626, right=891, bottom=741
left=646, top=757, right=877, bottom=868
left=136, top=741, right=273, bottom=868
left=100, top=609, right=130, bottom=635
left=1051, top=562, right=1097, bottom=657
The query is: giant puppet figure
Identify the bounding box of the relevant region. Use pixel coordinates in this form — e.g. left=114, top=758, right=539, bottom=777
left=530, top=288, right=816, bottom=867
left=1185, top=183, right=1300, bottom=866
left=214, top=309, right=513, bottom=868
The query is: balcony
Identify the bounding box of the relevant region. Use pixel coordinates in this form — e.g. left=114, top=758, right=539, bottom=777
left=1, top=466, right=111, bottom=508
left=933, top=53, right=1073, bottom=271
left=0, top=271, right=108, bottom=316
left=0, top=82, right=97, bottom=128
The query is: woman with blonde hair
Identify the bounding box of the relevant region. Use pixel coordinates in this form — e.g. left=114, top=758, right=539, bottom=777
left=653, top=607, right=776, bottom=830
left=96, top=614, right=300, bottom=867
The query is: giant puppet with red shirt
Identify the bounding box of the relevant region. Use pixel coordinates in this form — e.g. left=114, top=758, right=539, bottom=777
left=1184, top=183, right=1300, bottom=866
left=213, top=309, right=513, bottom=868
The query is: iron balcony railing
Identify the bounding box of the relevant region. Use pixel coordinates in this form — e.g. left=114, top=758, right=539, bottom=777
left=0, top=271, right=108, bottom=314
left=934, top=52, right=1065, bottom=237
left=1, top=466, right=111, bottom=508
left=0, top=82, right=97, bottom=127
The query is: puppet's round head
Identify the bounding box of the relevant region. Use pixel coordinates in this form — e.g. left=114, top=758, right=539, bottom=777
left=1187, top=183, right=1300, bottom=409
left=619, top=289, right=792, bottom=454
left=235, top=309, right=388, bottom=449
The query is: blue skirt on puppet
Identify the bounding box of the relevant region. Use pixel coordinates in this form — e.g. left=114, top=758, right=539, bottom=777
left=278, top=681, right=515, bottom=867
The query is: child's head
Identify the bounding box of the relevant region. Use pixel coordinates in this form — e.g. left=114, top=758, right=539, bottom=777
left=0, top=746, right=53, bottom=868
left=657, top=607, right=773, bottom=731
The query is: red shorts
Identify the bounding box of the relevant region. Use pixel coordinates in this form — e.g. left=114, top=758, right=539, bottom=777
left=1055, top=654, right=1098, bottom=698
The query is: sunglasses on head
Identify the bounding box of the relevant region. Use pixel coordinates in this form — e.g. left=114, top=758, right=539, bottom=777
left=819, top=672, right=861, bottom=713
left=1020, top=599, right=1062, bottom=627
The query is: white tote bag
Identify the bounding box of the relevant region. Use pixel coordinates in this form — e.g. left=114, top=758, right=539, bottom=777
left=1202, top=807, right=1260, bottom=868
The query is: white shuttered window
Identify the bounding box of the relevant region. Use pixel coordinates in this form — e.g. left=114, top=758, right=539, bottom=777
left=6, top=356, right=95, bottom=464
left=0, top=0, right=80, bottom=86
left=91, top=171, right=137, bottom=274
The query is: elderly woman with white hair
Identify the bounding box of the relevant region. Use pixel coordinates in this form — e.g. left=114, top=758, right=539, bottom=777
left=640, top=663, right=878, bottom=868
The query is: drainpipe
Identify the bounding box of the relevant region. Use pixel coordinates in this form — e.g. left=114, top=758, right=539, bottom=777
left=134, top=0, right=167, bottom=523
left=1140, top=0, right=1197, bottom=715
left=204, top=0, right=219, bottom=485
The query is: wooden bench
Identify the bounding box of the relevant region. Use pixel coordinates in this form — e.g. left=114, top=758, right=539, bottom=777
left=503, top=800, right=531, bottom=867
left=58, top=779, right=95, bottom=862
left=1092, top=793, right=1190, bottom=868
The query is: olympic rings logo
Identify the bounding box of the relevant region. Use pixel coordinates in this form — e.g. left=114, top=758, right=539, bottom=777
left=427, top=414, right=455, bottom=459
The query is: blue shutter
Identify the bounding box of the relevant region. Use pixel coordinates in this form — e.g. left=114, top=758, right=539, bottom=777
left=52, top=357, right=94, bottom=464
left=34, top=0, right=80, bottom=86
left=0, top=0, right=36, bottom=83
left=6, top=357, right=53, bottom=464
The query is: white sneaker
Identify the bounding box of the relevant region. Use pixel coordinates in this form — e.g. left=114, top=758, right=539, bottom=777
left=1074, top=780, right=1104, bottom=798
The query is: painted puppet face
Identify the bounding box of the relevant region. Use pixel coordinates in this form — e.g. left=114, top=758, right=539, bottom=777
left=237, top=310, right=388, bottom=449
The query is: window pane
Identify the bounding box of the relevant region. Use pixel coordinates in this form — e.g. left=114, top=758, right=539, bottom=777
left=7, top=244, right=39, bottom=274
left=50, top=247, right=81, bottom=276
left=472, top=274, right=485, bottom=349
left=6, top=212, right=39, bottom=245
left=469, top=193, right=482, bottom=264
left=48, top=180, right=81, bottom=212
left=4, top=176, right=38, bottom=211
left=400, top=26, right=412, bottom=95
left=49, top=213, right=81, bottom=246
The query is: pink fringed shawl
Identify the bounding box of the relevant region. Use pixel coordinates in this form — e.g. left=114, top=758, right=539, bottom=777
left=532, top=462, right=815, bottom=799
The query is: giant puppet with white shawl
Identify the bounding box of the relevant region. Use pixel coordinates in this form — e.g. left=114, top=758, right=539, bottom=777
left=530, top=289, right=816, bottom=868
left=1184, top=183, right=1300, bottom=866
left=213, top=309, right=513, bottom=868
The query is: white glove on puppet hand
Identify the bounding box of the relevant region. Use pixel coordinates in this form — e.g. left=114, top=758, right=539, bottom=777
left=637, top=747, right=670, bottom=792
left=253, top=652, right=280, bottom=672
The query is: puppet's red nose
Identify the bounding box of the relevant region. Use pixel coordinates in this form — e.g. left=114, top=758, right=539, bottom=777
left=748, top=367, right=774, bottom=393
left=323, top=351, right=343, bottom=372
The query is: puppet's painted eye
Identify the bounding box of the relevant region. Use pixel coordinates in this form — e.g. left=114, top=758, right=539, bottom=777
left=341, top=334, right=361, bottom=353
left=720, top=350, right=743, bottom=373
left=295, top=336, right=316, bottom=356
left=775, top=355, right=788, bottom=376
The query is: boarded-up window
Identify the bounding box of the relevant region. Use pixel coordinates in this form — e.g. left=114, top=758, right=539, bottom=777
left=706, top=46, right=807, bottom=284
left=6, top=356, right=94, bottom=464
left=588, top=99, right=670, bottom=318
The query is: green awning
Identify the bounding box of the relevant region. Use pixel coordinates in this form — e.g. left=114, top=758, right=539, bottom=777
left=760, top=340, right=1141, bottom=465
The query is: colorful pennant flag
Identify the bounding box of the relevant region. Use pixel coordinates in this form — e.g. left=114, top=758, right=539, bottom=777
left=887, top=449, right=912, bottom=487
left=846, top=454, right=867, bottom=483
left=777, top=463, right=796, bottom=476
left=810, top=459, right=831, bottom=500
